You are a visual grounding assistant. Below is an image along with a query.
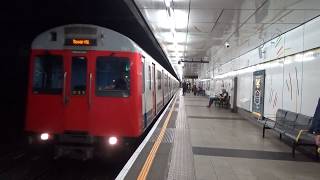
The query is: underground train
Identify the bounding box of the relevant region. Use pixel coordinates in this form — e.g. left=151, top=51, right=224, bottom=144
left=25, top=24, right=179, bottom=158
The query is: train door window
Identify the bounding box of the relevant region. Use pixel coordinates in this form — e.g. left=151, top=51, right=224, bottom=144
left=148, top=65, right=151, bottom=90
left=161, top=70, right=164, bottom=86
left=96, top=56, right=130, bottom=97
left=157, top=70, right=161, bottom=90
left=32, top=55, right=63, bottom=94
left=71, top=57, right=87, bottom=95
left=166, top=74, right=168, bottom=89
left=164, top=74, right=167, bottom=89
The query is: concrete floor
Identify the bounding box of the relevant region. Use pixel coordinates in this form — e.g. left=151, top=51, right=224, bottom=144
left=121, top=93, right=320, bottom=180
left=182, top=94, right=320, bottom=180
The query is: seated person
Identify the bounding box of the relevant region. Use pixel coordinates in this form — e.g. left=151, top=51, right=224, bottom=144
left=102, top=74, right=128, bottom=90
left=207, top=89, right=228, bottom=108
left=114, top=75, right=128, bottom=90
left=309, top=98, right=320, bottom=146
left=219, top=89, right=228, bottom=102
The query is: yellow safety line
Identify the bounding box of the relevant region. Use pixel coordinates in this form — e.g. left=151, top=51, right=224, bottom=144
left=137, top=96, right=177, bottom=180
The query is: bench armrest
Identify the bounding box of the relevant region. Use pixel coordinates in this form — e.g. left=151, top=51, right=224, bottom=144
left=260, top=115, right=278, bottom=120
left=295, top=129, right=310, bottom=142
left=262, top=117, right=277, bottom=125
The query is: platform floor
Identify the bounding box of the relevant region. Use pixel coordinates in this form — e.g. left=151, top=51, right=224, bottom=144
left=119, top=93, right=320, bottom=180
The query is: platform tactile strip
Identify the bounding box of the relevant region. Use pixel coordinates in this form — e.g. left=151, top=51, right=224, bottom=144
left=167, top=96, right=195, bottom=180
left=148, top=128, right=175, bottom=144
left=188, top=116, right=245, bottom=120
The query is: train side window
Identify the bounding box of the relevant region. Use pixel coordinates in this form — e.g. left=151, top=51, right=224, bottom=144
left=157, top=70, right=161, bottom=90
left=148, top=65, right=151, bottom=90
left=166, top=74, right=168, bottom=89
left=71, top=57, right=87, bottom=95
left=32, top=55, right=63, bottom=94
left=96, top=56, right=130, bottom=97
left=161, top=70, right=164, bottom=88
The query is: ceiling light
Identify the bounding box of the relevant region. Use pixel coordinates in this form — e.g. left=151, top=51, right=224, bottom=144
left=225, top=42, right=230, bottom=48
left=165, top=0, right=171, bottom=8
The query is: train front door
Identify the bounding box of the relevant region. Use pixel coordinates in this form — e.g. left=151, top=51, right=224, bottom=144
left=63, top=52, right=92, bottom=131
left=152, top=63, right=156, bottom=116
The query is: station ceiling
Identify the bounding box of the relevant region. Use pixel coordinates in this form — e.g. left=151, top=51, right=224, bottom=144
left=135, top=0, right=320, bottom=77
left=0, top=0, right=178, bottom=79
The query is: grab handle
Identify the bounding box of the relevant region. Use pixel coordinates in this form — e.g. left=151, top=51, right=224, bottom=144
left=89, top=73, right=93, bottom=109
left=63, top=72, right=68, bottom=104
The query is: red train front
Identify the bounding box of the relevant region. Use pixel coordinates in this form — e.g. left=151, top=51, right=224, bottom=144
left=25, top=24, right=148, bottom=158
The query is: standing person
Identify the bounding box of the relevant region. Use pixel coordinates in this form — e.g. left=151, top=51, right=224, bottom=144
left=192, top=84, right=197, bottom=96
left=310, top=98, right=320, bottom=146
left=207, top=90, right=216, bottom=108
left=182, top=81, right=187, bottom=96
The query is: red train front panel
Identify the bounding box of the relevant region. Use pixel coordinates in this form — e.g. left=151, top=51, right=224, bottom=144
left=26, top=49, right=143, bottom=143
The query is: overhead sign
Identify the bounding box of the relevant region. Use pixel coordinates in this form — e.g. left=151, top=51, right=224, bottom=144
left=183, top=75, right=198, bottom=79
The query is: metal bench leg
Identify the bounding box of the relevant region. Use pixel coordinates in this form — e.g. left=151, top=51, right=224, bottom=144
left=292, top=142, right=296, bottom=158
left=262, top=126, right=266, bottom=138
left=279, top=133, right=282, bottom=140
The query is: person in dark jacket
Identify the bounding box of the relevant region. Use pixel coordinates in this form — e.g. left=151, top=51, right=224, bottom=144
left=192, top=84, right=197, bottom=96
left=114, top=74, right=128, bottom=90
left=309, top=98, right=320, bottom=146
left=182, top=81, right=187, bottom=95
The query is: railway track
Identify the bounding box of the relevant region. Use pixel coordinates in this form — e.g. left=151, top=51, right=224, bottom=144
left=0, top=143, right=136, bottom=180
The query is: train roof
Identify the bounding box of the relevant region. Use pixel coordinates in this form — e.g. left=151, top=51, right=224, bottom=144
left=31, top=24, right=142, bottom=53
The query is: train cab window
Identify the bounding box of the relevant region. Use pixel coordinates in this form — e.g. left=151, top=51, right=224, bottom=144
left=96, top=56, right=130, bottom=97
left=71, top=57, right=87, bottom=95
left=32, top=55, right=63, bottom=94
left=50, top=31, right=57, bottom=41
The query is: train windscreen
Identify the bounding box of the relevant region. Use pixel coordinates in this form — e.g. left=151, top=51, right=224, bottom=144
left=32, top=55, right=63, bottom=94
left=95, top=56, right=130, bottom=97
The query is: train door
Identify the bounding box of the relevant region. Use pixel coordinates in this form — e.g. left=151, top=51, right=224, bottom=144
left=63, top=52, right=91, bottom=131
left=27, top=52, right=66, bottom=132
left=142, top=56, right=147, bottom=127
left=152, top=63, right=156, bottom=116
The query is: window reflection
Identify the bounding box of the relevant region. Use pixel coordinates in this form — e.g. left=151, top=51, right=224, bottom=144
left=96, top=56, right=130, bottom=97
left=71, top=57, right=87, bottom=95
left=32, top=55, right=63, bottom=94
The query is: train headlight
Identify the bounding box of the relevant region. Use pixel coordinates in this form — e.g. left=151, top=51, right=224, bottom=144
left=40, top=133, right=50, bottom=141
left=108, top=136, right=118, bottom=145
